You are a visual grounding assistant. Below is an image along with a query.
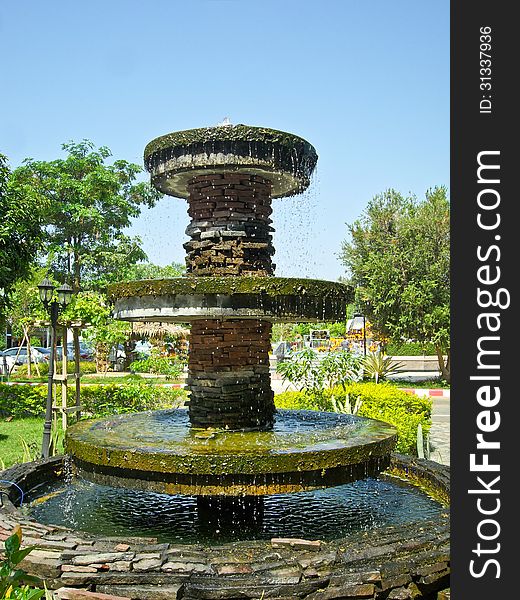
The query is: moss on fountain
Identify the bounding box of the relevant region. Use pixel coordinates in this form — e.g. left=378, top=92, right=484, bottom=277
left=65, top=409, right=397, bottom=495
left=109, top=276, right=351, bottom=301
left=144, top=124, right=318, bottom=198
left=144, top=124, right=317, bottom=163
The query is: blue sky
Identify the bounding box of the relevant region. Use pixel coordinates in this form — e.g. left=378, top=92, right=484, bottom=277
left=0, top=0, right=449, bottom=281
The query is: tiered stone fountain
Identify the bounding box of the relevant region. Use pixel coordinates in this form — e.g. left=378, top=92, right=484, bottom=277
left=0, top=125, right=450, bottom=599
left=65, top=124, right=397, bottom=497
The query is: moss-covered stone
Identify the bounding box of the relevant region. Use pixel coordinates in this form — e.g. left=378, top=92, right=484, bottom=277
left=65, top=409, right=397, bottom=495
left=108, top=276, right=352, bottom=302
left=143, top=125, right=318, bottom=199
left=144, top=125, right=317, bottom=162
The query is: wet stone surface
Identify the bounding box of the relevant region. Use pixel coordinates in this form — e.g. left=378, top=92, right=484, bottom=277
left=1, top=455, right=450, bottom=599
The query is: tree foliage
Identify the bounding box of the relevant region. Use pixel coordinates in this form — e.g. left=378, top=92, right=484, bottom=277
left=64, top=291, right=131, bottom=372
left=340, top=187, right=450, bottom=380
left=0, top=153, right=46, bottom=318
left=6, top=267, right=49, bottom=338
left=118, top=261, right=185, bottom=281
left=10, top=140, right=162, bottom=292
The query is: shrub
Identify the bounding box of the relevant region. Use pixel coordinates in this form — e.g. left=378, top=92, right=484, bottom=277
left=385, top=341, right=437, bottom=356
left=274, top=381, right=431, bottom=455
left=0, top=384, right=46, bottom=418
left=361, top=352, right=404, bottom=383
left=79, top=383, right=187, bottom=417
left=0, top=382, right=187, bottom=420
left=275, top=390, right=329, bottom=412
left=0, top=528, right=45, bottom=599
left=15, top=361, right=96, bottom=377
left=130, top=356, right=184, bottom=380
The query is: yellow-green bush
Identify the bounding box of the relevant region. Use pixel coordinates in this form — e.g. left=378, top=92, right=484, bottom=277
left=79, top=383, right=187, bottom=417
left=15, top=361, right=97, bottom=377
left=274, top=382, right=432, bottom=455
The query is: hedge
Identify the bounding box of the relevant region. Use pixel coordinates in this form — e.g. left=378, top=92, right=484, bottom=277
left=15, top=361, right=97, bottom=377
left=0, top=385, right=46, bottom=418
left=275, top=382, right=432, bottom=455
left=384, top=341, right=438, bottom=356
left=80, top=384, right=187, bottom=417
left=0, top=383, right=187, bottom=420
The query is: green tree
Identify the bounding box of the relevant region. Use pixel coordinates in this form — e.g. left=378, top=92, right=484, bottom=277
left=340, top=187, right=450, bottom=381
left=119, top=261, right=185, bottom=281
left=11, top=140, right=161, bottom=292
left=11, top=140, right=161, bottom=368
left=0, top=153, right=46, bottom=319
left=65, top=291, right=131, bottom=373
left=7, top=267, right=49, bottom=339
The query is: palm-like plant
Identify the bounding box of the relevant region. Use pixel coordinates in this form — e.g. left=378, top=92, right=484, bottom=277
left=362, top=351, right=404, bottom=383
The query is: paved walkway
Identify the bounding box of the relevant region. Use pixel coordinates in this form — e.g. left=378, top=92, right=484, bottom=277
left=429, top=396, right=450, bottom=465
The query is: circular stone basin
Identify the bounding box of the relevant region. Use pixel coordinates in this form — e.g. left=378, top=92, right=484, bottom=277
left=109, top=276, right=352, bottom=323
left=28, top=476, right=444, bottom=545
left=143, top=124, right=318, bottom=199
left=65, top=410, right=397, bottom=496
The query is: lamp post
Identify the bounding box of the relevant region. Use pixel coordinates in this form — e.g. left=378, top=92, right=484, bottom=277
left=38, top=278, right=73, bottom=458
left=352, top=311, right=367, bottom=356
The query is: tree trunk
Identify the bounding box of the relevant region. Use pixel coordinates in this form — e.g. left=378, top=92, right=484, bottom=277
left=435, top=344, right=450, bottom=383
left=123, top=339, right=135, bottom=371
left=95, top=342, right=110, bottom=374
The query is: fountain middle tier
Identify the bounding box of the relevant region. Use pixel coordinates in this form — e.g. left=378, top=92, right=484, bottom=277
left=65, top=409, right=397, bottom=496
left=109, top=276, right=352, bottom=323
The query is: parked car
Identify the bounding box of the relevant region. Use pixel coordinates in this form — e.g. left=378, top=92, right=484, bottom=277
left=0, top=346, right=50, bottom=373
left=55, top=342, right=94, bottom=361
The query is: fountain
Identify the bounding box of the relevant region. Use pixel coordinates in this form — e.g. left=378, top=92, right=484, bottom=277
left=0, top=125, right=450, bottom=599
left=64, top=124, right=397, bottom=496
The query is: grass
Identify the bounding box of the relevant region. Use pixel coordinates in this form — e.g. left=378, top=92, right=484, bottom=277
left=0, top=418, right=44, bottom=469
left=388, top=378, right=450, bottom=389
left=0, top=418, right=65, bottom=470
left=5, top=373, right=184, bottom=386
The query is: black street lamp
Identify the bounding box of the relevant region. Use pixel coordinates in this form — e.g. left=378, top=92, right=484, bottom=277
left=38, top=278, right=74, bottom=458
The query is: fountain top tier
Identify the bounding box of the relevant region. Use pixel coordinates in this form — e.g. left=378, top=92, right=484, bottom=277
left=144, top=124, right=318, bottom=199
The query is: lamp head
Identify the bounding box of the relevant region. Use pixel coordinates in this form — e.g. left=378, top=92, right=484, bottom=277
left=38, top=278, right=55, bottom=307
left=57, top=283, right=74, bottom=308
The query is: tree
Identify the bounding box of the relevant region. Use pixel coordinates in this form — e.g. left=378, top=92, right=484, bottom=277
left=10, top=140, right=161, bottom=292
left=65, top=291, right=131, bottom=373
left=0, top=153, right=46, bottom=319
left=119, top=260, right=185, bottom=281
left=11, top=140, right=161, bottom=369
left=340, top=187, right=450, bottom=381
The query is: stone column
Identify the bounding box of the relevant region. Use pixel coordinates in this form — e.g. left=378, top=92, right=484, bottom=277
left=187, top=319, right=274, bottom=429
left=184, top=173, right=276, bottom=430
left=184, top=173, right=275, bottom=276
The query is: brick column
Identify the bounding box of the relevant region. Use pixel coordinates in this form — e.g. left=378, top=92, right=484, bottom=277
left=184, top=172, right=276, bottom=430
left=187, top=319, right=274, bottom=429
left=184, top=173, right=275, bottom=276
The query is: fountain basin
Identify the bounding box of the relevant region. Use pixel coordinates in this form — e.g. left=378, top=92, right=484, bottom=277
left=143, top=124, right=318, bottom=198
left=0, top=454, right=450, bottom=599
left=65, top=410, right=397, bottom=495
left=109, top=276, right=352, bottom=323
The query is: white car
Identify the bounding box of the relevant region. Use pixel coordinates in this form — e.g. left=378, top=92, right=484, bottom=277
left=0, top=346, right=50, bottom=374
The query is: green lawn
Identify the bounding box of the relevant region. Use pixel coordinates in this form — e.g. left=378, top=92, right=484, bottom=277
left=0, top=418, right=66, bottom=470
left=6, top=373, right=184, bottom=386
left=389, top=378, right=450, bottom=389
left=0, top=418, right=45, bottom=469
